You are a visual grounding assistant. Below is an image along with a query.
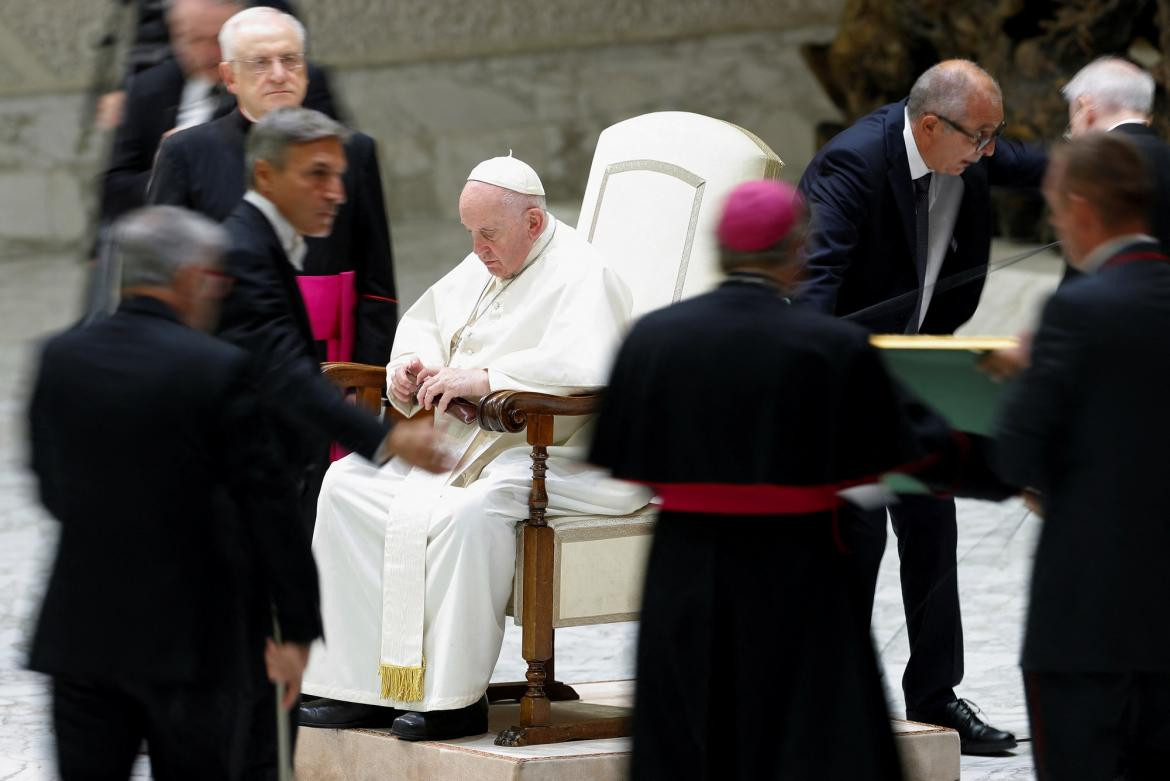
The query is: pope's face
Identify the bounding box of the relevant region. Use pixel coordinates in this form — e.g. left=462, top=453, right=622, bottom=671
left=221, top=20, right=308, bottom=119
left=459, top=183, right=542, bottom=278
left=256, top=138, right=347, bottom=238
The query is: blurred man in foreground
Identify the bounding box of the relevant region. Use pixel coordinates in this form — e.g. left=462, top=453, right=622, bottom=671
left=28, top=206, right=321, bottom=779
left=216, top=107, right=444, bottom=534
left=589, top=180, right=1012, bottom=780
left=994, top=133, right=1170, bottom=780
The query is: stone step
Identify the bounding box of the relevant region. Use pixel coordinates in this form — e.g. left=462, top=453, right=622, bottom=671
left=295, top=681, right=958, bottom=780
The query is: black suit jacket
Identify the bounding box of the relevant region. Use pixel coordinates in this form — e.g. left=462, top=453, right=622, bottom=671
left=797, top=101, right=1047, bottom=334
left=101, top=56, right=340, bottom=223
left=995, top=239, right=1170, bottom=672
left=27, top=296, right=322, bottom=687
left=218, top=200, right=390, bottom=470
left=149, top=110, right=398, bottom=364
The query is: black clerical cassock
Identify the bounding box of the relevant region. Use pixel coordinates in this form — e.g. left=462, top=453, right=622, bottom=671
left=589, top=273, right=1004, bottom=780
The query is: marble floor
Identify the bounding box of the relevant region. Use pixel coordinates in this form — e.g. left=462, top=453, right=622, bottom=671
left=0, top=238, right=1062, bottom=779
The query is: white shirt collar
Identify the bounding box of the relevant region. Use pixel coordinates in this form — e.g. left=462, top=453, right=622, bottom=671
left=903, top=106, right=931, bottom=180
left=1106, top=118, right=1150, bottom=132
left=244, top=190, right=307, bottom=271
left=1080, top=233, right=1157, bottom=274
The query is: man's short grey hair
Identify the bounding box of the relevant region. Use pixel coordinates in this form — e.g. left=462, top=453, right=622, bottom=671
left=115, top=206, right=227, bottom=289
left=1061, top=56, right=1155, bottom=115
left=500, top=190, right=548, bottom=215
left=907, top=60, right=1002, bottom=121
left=245, top=107, right=350, bottom=186
left=219, top=6, right=306, bottom=62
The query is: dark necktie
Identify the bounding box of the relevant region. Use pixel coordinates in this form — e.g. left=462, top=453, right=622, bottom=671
left=909, top=172, right=932, bottom=333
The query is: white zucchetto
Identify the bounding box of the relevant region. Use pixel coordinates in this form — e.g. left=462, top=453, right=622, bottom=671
left=466, top=153, right=546, bottom=196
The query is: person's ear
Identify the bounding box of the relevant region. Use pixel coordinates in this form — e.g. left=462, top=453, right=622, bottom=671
left=1066, top=192, right=1096, bottom=228
left=527, top=207, right=545, bottom=238
left=252, top=159, right=275, bottom=196
left=220, top=61, right=237, bottom=94
left=917, top=114, right=940, bottom=136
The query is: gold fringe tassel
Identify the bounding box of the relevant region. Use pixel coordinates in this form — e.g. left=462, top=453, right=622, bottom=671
left=379, top=660, right=425, bottom=702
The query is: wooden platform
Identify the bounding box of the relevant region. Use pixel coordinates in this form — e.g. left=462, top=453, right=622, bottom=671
left=295, top=681, right=959, bottom=781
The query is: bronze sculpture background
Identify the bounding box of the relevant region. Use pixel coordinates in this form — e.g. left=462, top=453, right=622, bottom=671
left=804, top=0, right=1169, bottom=237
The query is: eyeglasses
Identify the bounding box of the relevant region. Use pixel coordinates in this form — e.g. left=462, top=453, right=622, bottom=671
left=230, top=52, right=305, bottom=75
left=933, top=113, right=1007, bottom=153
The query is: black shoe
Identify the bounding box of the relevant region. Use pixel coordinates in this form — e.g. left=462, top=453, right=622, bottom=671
left=908, top=699, right=1017, bottom=755
left=298, top=698, right=404, bottom=729
left=390, top=695, right=489, bottom=741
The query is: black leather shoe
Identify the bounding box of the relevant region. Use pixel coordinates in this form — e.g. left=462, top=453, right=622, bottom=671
left=298, top=698, right=404, bottom=729
left=908, top=699, right=1017, bottom=755
left=390, top=695, right=489, bottom=741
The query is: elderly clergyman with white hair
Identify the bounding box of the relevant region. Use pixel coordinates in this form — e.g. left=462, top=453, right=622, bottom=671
left=1061, top=56, right=1170, bottom=273
left=299, top=155, right=649, bottom=740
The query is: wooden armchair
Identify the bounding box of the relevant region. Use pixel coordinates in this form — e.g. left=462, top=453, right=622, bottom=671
left=322, top=111, right=783, bottom=747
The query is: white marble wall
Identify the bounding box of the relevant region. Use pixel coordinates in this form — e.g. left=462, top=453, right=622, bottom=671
left=0, top=2, right=843, bottom=258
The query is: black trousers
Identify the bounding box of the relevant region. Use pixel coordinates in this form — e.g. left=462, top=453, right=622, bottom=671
left=242, top=683, right=299, bottom=781
left=52, top=675, right=250, bottom=780
left=297, top=454, right=329, bottom=535
left=1025, top=670, right=1170, bottom=780
left=843, top=494, right=963, bottom=714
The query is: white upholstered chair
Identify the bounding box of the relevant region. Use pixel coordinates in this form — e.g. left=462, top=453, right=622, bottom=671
left=323, top=111, right=782, bottom=746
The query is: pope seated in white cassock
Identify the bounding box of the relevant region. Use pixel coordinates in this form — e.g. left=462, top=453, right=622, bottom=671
left=298, top=156, right=650, bottom=740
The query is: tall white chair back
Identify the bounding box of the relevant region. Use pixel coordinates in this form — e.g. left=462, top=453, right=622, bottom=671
left=577, top=112, right=783, bottom=318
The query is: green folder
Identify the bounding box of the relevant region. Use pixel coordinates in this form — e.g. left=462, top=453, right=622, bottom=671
left=870, top=335, right=1019, bottom=437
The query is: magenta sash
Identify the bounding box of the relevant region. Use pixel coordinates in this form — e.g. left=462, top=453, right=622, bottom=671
left=297, top=271, right=358, bottom=461
left=296, top=271, right=357, bottom=362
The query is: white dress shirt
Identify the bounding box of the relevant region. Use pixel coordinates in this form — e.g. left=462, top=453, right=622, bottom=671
left=244, top=190, right=307, bottom=271
left=174, top=76, right=217, bottom=130
left=1079, top=233, right=1157, bottom=274
left=903, top=107, right=965, bottom=330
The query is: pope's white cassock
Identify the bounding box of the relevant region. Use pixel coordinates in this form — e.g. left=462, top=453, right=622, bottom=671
left=302, top=209, right=650, bottom=710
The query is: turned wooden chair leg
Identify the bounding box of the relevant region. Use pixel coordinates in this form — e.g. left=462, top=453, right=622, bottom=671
left=487, top=627, right=580, bottom=704
left=519, top=516, right=554, bottom=726
left=495, top=413, right=623, bottom=747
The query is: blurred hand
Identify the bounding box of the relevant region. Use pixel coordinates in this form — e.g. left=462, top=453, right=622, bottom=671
left=415, top=367, right=490, bottom=415
left=1022, top=489, right=1044, bottom=518
left=390, top=357, right=425, bottom=403
left=265, top=639, right=310, bottom=710
left=94, top=90, right=126, bottom=131
left=386, top=417, right=455, bottom=473
left=978, top=333, right=1032, bottom=382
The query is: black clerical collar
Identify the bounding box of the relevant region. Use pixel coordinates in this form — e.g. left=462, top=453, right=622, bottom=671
left=231, top=108, right=253, bottom=134
left=722, top=270, right=788, bottom=298
left=119, top=294, right=182, bottom=323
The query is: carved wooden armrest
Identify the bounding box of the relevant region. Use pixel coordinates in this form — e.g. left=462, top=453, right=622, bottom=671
left=322, top=361, right=385, bottom=390
left=477, top=390, right=604, bottom=434
left=320, top=362, right=474, bottom=422
left=322, top=361, right=386, bottom=415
